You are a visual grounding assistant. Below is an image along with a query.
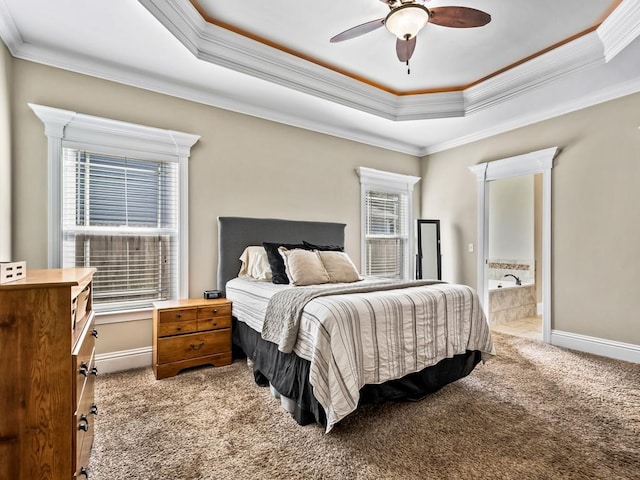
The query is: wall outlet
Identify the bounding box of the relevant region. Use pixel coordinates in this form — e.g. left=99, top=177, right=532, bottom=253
left=468, top=243, right=474, bottom=253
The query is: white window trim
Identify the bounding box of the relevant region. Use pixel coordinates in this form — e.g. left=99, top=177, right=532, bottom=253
left=29, top=103, right=200, bottom=317
left=356, top=167, right=421, bottom=280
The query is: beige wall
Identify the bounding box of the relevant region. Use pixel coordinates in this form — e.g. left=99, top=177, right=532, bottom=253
left=9, top=59, right=420, bottom=354
left=0, top=42, right=11, bottom=261
left=422, top=92, right=640, bottom=345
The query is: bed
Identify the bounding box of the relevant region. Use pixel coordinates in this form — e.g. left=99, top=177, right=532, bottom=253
left=217, top=216, right=495, bottom=432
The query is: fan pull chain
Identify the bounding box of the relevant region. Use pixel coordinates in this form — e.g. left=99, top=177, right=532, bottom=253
left=406, top=60, right=410, bottom=75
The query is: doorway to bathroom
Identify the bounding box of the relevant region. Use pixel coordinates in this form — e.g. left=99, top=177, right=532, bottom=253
left=469, top=147, right=557, bottom=344
left=487, top=174, right=542, bottom=341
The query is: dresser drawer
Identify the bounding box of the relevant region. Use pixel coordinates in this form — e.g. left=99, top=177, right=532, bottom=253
left=74, top=378, right=96, bottom=479
left=73, top=317, right=96, bottom=407
left=157, top=330, right=231, bottom=364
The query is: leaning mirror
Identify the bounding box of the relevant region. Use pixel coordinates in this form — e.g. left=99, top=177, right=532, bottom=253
left=416, top=219, right=442, bottom=280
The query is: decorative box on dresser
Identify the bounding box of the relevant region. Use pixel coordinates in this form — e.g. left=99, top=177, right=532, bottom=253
left=153, top=298, right=232, bottom=379
left=0, top=267, right=97, bottom=480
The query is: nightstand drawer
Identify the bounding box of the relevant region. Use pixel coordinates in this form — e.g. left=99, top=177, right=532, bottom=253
left=198, top=315, right=231, bottom=332
left=158, top=319, right=198, bottom=337
left=158, top=308, right=197, bottom=323
left=197, top=303, right=231, bottom=319
left=157, top=330, right=231, bottom=364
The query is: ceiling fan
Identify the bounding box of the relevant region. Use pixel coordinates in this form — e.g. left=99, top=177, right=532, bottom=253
left=330, top=0, right=491, bottom=73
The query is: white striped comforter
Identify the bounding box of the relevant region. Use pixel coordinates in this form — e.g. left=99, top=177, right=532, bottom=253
left=226, top=277, right=495, bottom=432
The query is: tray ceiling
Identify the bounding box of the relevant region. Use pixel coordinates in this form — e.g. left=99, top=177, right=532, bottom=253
left=1, top=0, right=639, bottom=155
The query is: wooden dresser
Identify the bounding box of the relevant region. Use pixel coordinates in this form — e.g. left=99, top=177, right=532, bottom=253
left=0, top=267, right=97, bottom=479
left=152, top=298, right=232, bottom=379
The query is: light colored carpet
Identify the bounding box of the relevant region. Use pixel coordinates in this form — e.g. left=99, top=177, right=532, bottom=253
left=90, top=332, right=640, bottom=479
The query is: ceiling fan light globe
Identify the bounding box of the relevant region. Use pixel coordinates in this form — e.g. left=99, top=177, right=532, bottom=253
left=385, top=4, right=430, bottom=40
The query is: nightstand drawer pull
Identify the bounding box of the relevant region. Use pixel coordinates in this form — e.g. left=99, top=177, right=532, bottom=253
left=79, top=466, right=89, bottom=479
left=79, top=362, right=89, bottom=377
left=91, top=366, right=99, bottom=376
left=190, top=341, right=205, bottom=350
left=90, top=403, right=99, bottom=415
left=92, top=328, right=99, bottom=338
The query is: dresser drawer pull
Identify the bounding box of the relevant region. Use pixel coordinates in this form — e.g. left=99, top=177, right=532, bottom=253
left=92, top=328, right=99, bottom=338
left=90, top=403, right=99, bottom=416
left=213, top=309, right=218, bottom=314
left=91, top=366, right=99, bottom=376
left=78, top=414, right=90, bottom=432
left=175, top=326, right=182, bottom=332
left=189, top=341, right=205, bottom=350
left=79, top=466, right=89, bottom=479
left=176, top=313, right=182, bottom=319
left=79, top=362, right=89, bottom=377
left=212, top=322, right=218, bottom=327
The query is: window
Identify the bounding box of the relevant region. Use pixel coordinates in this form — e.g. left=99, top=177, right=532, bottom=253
left=30, top=104, right=199, bottom=316
left=62, top=150, right=178, bottom=312
left=357, top=167, right=420, bottom=280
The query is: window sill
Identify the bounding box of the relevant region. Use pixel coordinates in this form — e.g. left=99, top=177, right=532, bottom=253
left=95, top=308, right=153, bottom=325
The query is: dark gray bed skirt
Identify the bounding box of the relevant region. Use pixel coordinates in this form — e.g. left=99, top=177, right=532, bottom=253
left=232, top=318, right=482, bottom=429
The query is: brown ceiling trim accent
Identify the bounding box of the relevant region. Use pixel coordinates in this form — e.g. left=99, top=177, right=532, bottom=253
left=190, top=0, right=620, bottom=97
left=190, top=0, right=402, bottom=95
left=458, top=25, right=601, bottom=92
left=598, top=0, right=623, bottom=23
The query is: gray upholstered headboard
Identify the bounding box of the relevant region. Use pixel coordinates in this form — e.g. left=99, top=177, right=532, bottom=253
left=217, top=217, right=346, bottom=294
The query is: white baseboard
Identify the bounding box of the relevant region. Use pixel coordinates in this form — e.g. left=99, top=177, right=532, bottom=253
left=95, top=346, right=152, bottom=374
left=550, top=330, right=640, bottom=364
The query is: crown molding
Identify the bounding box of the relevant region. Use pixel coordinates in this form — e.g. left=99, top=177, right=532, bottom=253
left=4, top=36, right=424, bottom=155
left=139, top=0, right=640, bottom=122
left=0, top=0, right=21, bottom=52
left=140, top=0, right=466, bottom=121
left=464, top=33, right=605, bottom=115
left=423, top=72, right=640, bottom=156
left=598, top=0, right=640, bottom=61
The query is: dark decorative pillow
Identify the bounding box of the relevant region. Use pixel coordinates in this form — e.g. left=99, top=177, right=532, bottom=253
left=302, top=241, right=344, bottom=252
left=262, top=242, right=309, bottom=284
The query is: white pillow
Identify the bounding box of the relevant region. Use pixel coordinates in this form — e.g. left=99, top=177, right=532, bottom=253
left=238, top=246, right=272, bottom=281
left=318, top=251, right=362, bottom=283
left=278, top=247, right=330, bottom=286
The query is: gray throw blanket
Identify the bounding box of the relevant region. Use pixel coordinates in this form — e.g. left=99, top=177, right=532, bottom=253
left=261, top=279, right=444, bottom=353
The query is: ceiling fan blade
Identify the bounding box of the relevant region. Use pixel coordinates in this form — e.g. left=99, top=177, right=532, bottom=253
left=396, top=36, right=417, bottom=62
left=330, top=18, right=385, bottom=43
left=429, top=7, right=491, bottom=28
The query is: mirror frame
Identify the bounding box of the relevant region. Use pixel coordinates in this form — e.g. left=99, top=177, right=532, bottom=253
left=416, top=219, right=442, bottom=280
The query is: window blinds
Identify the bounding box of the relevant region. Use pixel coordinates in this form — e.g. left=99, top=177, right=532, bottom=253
left=364, top=190, right=408, bottom=279
left=62, top=149, right=178, bottom=312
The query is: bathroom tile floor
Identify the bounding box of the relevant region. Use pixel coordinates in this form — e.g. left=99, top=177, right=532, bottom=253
left=491, top=316, right=542, bottom=341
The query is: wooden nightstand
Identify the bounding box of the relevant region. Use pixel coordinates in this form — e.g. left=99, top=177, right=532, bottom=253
left=152, top=298, right=232, bottom=380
